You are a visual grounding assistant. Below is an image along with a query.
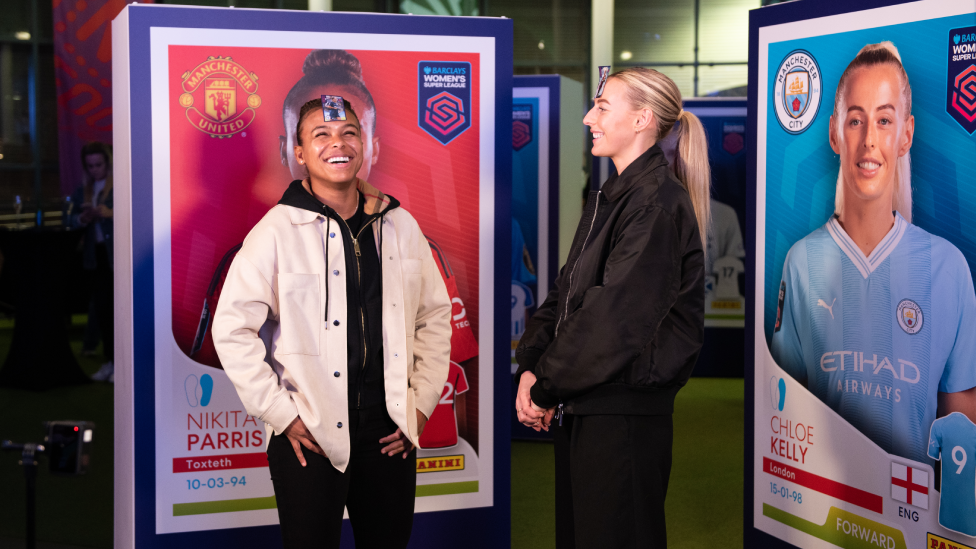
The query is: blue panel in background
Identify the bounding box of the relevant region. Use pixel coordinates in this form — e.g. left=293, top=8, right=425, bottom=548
left=511, top=96, right=543, bottom=440
left=512, top=97, right=541, bottom=274
left=686, top=99, right=748, bottom=378
left=591, top=99, right=749, bottom=377
left=510, top=76, right=561, bottom=441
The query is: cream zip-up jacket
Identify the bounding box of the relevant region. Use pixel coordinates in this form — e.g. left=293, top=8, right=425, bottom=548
left=212, top=180, right=452, bottom=472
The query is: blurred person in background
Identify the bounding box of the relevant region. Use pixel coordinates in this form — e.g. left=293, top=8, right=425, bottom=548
left=70, top=142, right=114, bottom=382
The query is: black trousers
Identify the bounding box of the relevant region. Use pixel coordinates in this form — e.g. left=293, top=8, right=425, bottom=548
left=267, top=404, right=417, bottom=548
left=84, top=243, right=113, bottom=361
left=554, top=413, right=673, bottom=549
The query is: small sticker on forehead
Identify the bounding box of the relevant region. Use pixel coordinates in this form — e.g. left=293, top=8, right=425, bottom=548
left=321, top=95, right=347, bottom=122
left=594, top=66, right=611, bottom=99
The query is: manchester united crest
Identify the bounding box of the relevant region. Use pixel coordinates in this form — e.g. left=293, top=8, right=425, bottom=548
left=896, top=298, right=923, bottom=335
left=178, top=56, right=261, bottom=138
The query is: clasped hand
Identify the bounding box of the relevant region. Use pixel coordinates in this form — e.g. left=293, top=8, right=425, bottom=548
left=515, top=371, right=555, bottom=432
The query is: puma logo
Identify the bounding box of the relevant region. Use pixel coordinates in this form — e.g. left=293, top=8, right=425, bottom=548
left=817, top=298, right=836, bottom=319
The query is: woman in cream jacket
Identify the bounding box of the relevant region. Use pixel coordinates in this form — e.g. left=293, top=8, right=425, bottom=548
left=213, top=98, right=451, bottom=548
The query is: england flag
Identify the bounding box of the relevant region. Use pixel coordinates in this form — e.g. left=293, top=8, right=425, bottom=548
left=891, top=462, right=929, bottom=509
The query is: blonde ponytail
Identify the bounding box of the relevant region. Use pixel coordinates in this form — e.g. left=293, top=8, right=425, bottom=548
left=673, top=110, right=711, bottom=250
left=611, top=67, right=711, bottom=249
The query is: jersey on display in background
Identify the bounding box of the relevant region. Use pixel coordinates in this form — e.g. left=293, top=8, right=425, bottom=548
left=704, top=199, right=746, bottom=327
left=510, top=280, right=534, bottom=373
left=928, top=412, right=976, bottom=537
left=420, top=361, right=470, bottom=449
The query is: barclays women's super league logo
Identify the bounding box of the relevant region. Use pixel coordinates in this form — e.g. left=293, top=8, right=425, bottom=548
left=773, top=50, right=822, bottom=135
left=512, top=104, right=533, bottom=151
left=947, top=27, right=976, bottom=134
left=418, top=61, right=472, bottom=145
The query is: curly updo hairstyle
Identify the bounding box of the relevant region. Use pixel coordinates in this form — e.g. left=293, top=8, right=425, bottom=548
left=283, top=49, right=377, bottom=135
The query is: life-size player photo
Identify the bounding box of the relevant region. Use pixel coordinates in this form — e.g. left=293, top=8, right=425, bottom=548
left=770, top=41, right=976, bottom=467
left=168, top=46, right=483, bottom=452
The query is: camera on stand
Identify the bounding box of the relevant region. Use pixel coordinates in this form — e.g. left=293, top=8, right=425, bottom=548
left=44, top=420, right=95, bottom=475
left=2, top=420, right=95, bottom=549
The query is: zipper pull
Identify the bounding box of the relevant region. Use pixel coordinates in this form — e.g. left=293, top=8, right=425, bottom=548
left=557, top=403, right=564, bottom=426
left=352, top=238, right=361, bottom=257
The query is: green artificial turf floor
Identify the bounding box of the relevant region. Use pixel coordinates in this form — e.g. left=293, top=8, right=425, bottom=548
left=0, top=320, right=743, bottom=548
left=510, top=378, right=744, bottom=549
left=0, top=317, right=115, bottom=549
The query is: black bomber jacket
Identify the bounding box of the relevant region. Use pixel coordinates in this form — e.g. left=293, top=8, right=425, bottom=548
left=515, top=144, right=705, bottom=415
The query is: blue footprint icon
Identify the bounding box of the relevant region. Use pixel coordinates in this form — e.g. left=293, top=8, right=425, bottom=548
left=200, top=374, right=214, bottom=407
left=185, top=375, right=199, bottom=407
left=770, top=376, right=787, bottom=412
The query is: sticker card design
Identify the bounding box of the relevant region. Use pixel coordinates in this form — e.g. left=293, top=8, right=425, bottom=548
left=594, top=66, right=611, bottom=99
left=321, top=95, right=347, bottom=122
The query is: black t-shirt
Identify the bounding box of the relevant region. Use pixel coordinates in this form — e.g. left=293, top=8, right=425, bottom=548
left=342, top=192, right=385, bottom=409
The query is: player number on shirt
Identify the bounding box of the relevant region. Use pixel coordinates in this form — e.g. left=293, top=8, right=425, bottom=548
left=952, top=445, right=967, bottom=474
left=439, top=381, right=455, bottom=405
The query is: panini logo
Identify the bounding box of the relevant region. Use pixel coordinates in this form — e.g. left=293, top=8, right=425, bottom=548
left=928, top=533, right=975, bottom=549
left=418, top=61, right=472, bottom=145
left=416, top=454, right=464, bottom=473
left=178, top=56, right=261, bottom=138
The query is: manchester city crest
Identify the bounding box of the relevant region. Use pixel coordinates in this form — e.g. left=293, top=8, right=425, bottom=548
left=773, top=50, right=822, bottom=135
left=896, top=299, right=923, bottom=335
left=784, top=69, right=809, bottom=118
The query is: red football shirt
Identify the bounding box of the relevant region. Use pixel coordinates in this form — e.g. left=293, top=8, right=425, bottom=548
left=420, top=361, right=469, bottom=449
left=427, top=238, right=479, bottom=363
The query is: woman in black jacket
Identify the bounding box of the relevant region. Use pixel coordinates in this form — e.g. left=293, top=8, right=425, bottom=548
left=514, top=68, right=710, bottom=548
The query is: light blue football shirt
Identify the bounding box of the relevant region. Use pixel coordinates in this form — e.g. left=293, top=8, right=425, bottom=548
left=772, top=213, right=976, bottom=464
left=928, top=412, right=976, bottom=536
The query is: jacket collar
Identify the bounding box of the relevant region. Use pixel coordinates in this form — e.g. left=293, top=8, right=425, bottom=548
left=600, top=144, right=669, bottom=203
left=278, top=179, right=400, bottom=225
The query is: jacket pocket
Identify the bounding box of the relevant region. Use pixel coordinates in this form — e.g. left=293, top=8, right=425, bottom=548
left=277, top=273, right=320, bottom=356
left=401, top=259, right=423, bottom=322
